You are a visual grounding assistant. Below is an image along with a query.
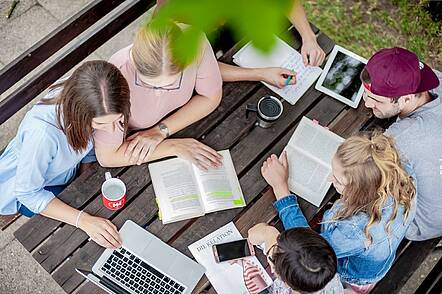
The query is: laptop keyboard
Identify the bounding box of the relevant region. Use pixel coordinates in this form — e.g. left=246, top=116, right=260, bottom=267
left=101, top=247, right=186, bottom=294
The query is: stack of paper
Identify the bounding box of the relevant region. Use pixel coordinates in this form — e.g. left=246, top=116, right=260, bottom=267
left=233, top=37, right=323, bottom=105
left=188, top=222, right=272, bottom=294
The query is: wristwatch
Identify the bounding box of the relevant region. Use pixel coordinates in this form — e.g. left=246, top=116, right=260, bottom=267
left=158, top=122, right=170, bottom=138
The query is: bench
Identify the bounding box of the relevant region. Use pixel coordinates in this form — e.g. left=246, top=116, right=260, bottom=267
left=0, top=2, right=439, bottom=293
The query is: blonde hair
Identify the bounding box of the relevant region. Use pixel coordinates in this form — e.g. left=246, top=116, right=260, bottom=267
left=131, top=22, right=184, bottom=78
left=332, top=132, right=415, bottom=244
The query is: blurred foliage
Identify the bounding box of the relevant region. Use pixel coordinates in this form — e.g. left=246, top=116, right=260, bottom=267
left=150, top=0, right=293, bottom=66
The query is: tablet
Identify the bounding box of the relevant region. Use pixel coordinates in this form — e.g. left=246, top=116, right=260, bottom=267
left=315, top=45, right=367, bottom=108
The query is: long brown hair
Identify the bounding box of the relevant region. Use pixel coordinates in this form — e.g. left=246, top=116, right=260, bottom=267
left=332, top=132, right=415, bottom=244
left=42, top=61, right=131, bottom=152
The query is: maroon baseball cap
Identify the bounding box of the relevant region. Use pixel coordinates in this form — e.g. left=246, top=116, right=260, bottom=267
left=364, top=47, right=439, bottom=97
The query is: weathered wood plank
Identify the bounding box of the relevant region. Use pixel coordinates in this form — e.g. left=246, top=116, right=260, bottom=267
left=0, top=214, right=21, bottom=231
left=0, top=0, right=155, bottom=125
left=371, top=237, right=442, bottom=294
left=414, top=255, right=442, bottom=294
left=0, top=0, right=126, bottom=96
left=34, top=164, right=150, bottom=273
left=14, top=164, right=125, bottom=251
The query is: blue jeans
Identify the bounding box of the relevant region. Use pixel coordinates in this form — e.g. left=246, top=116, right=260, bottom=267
left=18, top=185, right=66, bottom=217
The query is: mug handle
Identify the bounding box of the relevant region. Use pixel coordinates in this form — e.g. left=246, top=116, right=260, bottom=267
left=105, top=172, right=112, bottom=181
left=246, top=104, right=258, bottom=119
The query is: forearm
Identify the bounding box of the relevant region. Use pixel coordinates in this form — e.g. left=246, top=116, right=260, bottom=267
left=95, top=139, right=180, bottom=167
left=40, top=198, right=83, bottom=227
left=162, top=93, right=222, bottom=135
left=288, top=0, right=316, bottom=43
left=273, top=195, right=309, bottom=229
left=218, top=62, right=264, bottom=82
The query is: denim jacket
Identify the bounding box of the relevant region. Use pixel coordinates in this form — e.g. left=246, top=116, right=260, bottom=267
left=274, top=195, right=416, bottom=285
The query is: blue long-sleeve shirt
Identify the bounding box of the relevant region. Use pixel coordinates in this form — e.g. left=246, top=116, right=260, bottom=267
left=0, top=102, right=92, bottom=215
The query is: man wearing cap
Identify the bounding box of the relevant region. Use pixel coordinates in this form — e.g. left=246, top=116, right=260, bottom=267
left=361, top=47, right=442, bottom=241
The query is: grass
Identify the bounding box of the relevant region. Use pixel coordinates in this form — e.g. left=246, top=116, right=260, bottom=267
left=304, top=0, right=442, bottom=69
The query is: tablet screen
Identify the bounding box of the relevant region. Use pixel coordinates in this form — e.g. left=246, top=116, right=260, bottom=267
left=322, top=51, right=365, bottom=101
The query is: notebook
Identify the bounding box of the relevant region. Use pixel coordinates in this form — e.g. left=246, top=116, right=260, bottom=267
left=233, top=36, right=323, bottom=105
left=148, top=150, right=246, bottom=224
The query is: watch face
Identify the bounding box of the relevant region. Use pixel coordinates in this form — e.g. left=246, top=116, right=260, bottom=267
left=159, top=123, right=169, bottom=136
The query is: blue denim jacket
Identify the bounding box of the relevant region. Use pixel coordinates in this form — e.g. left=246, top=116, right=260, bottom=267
left=274, top=195, right=416, bottom=285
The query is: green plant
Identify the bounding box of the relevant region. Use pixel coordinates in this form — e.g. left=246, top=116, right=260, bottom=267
left=150, top=0, right=293, bottom=65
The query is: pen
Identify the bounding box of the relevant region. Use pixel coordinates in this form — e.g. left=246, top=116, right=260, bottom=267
left=284, top=75, right=293, bottom=86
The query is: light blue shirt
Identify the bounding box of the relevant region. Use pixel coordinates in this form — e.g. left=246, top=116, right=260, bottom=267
left=0, top=101, right=93, bottom=215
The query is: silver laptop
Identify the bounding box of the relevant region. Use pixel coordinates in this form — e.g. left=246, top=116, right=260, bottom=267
left=76, top=220, right=205, bottom=294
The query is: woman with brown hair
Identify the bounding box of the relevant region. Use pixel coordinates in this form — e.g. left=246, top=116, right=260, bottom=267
left=0, top=61, right=130, bottom=249
left=260, top=132, right=416, bottom=293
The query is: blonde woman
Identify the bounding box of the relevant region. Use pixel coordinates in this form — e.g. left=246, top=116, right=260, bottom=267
left=94, top=21, right=299, bottom=170
left=93, top=23, right=225, bottom=170
left=261, top=132, right=416, bottom=293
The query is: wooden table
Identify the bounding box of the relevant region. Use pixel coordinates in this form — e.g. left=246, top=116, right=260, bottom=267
left=14, top=26, right=378, bottom=293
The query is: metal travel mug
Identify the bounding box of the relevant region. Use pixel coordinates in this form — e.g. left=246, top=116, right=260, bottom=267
left=246, top=96, right=284, bottom=128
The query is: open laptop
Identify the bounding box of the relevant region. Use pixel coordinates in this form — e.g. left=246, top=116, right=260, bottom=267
left=75, top=220, right=205, bottom=294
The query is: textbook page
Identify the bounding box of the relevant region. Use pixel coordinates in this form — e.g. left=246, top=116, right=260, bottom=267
left=285, top=117, right=344, bottom=206
left=233, top=36, right=322, bottom=105
left=149, top=158, right=204, bottom=224
left=193, top=150, right=246, bottom=213
left=188, top=222, right=272, bottom=294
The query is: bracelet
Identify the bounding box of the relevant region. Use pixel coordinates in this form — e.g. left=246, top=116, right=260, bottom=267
left=75, top=210, right=84, bottom=228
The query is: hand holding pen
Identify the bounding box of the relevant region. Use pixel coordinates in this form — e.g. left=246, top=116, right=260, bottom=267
left=259, top=67, right=297, bottom=89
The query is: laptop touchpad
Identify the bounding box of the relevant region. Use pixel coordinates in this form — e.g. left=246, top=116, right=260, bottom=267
left=141, top=244, right=177, bottom=272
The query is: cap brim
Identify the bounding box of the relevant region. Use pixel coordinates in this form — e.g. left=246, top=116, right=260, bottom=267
left=416, top=62, right=440, bottom=93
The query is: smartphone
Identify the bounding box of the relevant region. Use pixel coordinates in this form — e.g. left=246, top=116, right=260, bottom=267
left=212, top=239, right=255, bottom=263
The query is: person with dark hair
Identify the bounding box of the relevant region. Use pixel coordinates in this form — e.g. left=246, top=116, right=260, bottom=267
left=0, top=61, right=130, bottom=249
left=360, top=47, right=442, bottom=241
left=248, top=224, right=343, bottom=294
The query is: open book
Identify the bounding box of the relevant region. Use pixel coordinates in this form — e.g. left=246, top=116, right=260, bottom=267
left=285, top=117, right=344, bottom=206
left=233, top=36, right=322, bottom=105
left=188, top=222, right=273, bottom=294
left=148, top=150, right=246, bottom=224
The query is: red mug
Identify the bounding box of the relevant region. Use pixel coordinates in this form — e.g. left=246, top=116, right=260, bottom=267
left=101, top=172, right=126, bottom=210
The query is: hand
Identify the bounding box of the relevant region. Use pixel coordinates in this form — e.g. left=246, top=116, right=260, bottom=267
left=259, top=67, right=297, bottom=89
left=170, top=138, right=223, bottom=171
left=301, top=38, right=325, bottom=66
left=248, top=223, right=271, bottom=246
left=261, top=151, right=290, bottom=199
left=79, top=213, right=122, bottom=249
left=125, top=126, right=166, bottom=165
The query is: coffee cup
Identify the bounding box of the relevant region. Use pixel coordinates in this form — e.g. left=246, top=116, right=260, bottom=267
left=101, top=172, right=126, bottom=210
left=246, top=96, right=283, bottom=128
